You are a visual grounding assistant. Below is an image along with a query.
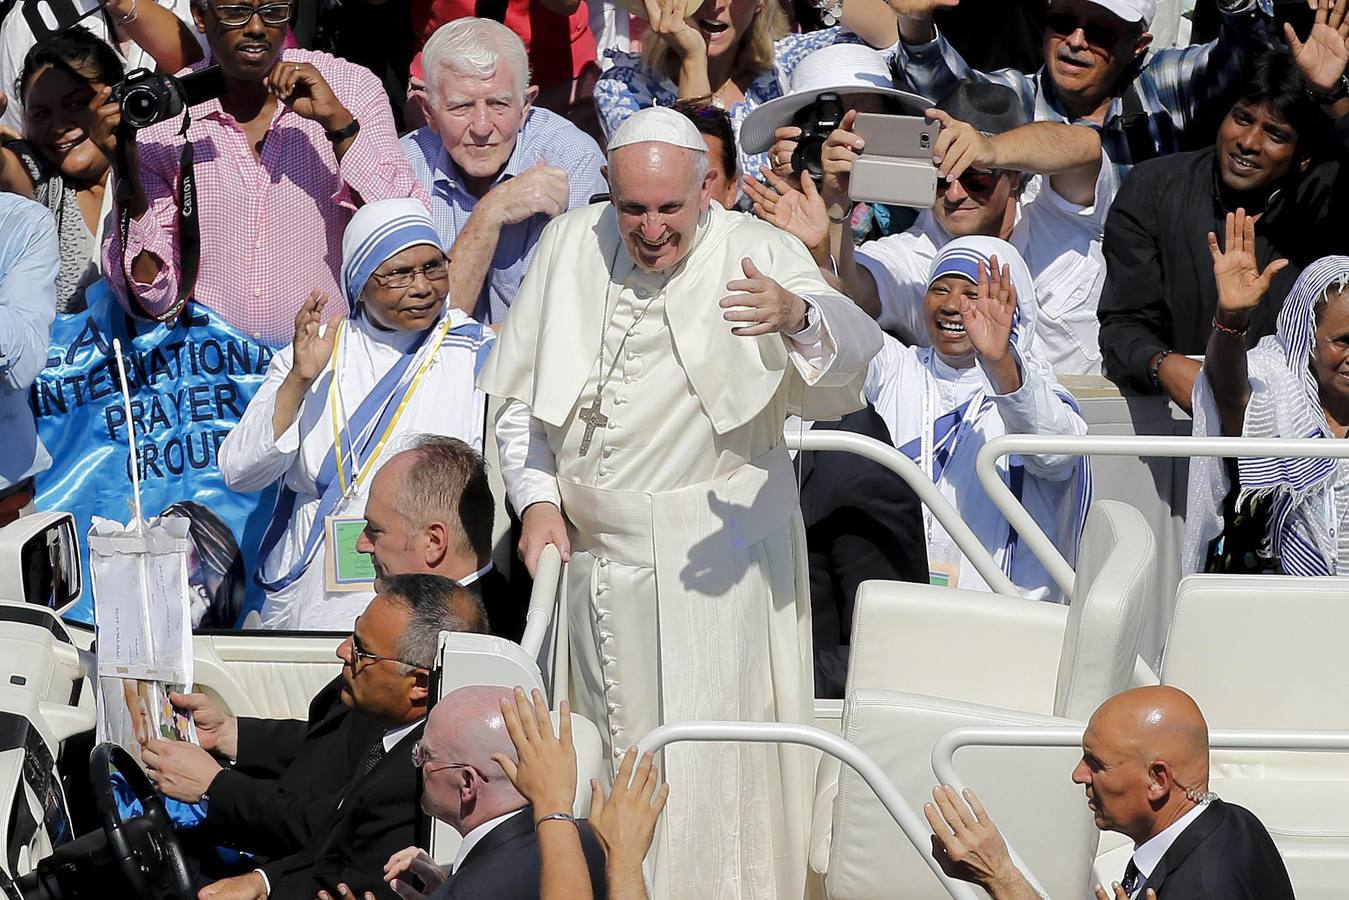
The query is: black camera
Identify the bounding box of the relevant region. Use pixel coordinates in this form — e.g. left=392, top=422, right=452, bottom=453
left=790, top=91, right=844, bottom=182
left=111, top=66, right=226, bottom=130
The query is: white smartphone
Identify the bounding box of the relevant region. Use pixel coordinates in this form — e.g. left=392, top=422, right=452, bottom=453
left=848, top=113, right=939, bottom=209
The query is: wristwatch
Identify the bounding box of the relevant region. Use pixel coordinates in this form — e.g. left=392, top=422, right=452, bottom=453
left=325, top=118, right=361, bottom=143
left=1307, top=74, right=1349, bottom=104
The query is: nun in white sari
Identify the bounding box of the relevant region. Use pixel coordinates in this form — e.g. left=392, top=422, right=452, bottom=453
left=1186, top=211, right=1349, bottom=576
left=865, top=236, right=1091, bottom=600
left=219, top=199, right=494, bottom=630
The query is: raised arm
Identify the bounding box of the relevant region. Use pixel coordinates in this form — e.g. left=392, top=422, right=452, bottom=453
left=929, top=111, right=1104, bottom=207
left=1203, top=209, right=1288, bottom=437
left=106, top=0, right=205, bottom=75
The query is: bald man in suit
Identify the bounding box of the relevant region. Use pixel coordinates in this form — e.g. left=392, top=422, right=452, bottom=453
left=925, top=686, right=1294, bottom=899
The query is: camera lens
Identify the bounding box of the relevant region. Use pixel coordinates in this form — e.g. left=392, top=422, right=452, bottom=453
left=121, top=85, right=162, bottom=129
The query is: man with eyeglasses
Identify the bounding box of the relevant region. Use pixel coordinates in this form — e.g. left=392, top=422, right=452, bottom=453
left=142, top=574, right=485, bottom=900
left=373, top=686, right=608, bottom=900
left=823, top=81, right=1116, bottom=374
left=889, top=0, right=1279, bottom=173
left=104, top=0, right=427, bottom=348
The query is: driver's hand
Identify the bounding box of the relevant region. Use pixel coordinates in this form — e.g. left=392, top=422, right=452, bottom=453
left=199, top=871, right=267, bottom=900
left=142, top=739, right=222, bottom=803
left=169, top=691, right=239, bottom=760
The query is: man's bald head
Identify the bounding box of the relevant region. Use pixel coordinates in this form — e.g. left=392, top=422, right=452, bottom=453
left=1072, top=687, right=1211, bottom=845
left=421, top=685, right=525, bottom=834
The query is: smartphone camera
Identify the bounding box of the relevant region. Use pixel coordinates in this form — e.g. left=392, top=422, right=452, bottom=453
left=790, top=91, right=844, bottom=182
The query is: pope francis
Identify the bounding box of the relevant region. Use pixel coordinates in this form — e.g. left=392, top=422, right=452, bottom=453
left=478, top=107, right=883, bottom=899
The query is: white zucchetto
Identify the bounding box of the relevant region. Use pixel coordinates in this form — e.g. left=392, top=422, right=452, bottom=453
left=607, top=106, right=709, bottom=156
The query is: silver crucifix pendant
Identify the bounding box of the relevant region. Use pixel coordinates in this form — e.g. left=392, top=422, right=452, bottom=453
left=577, top=400, right=609, bottom=457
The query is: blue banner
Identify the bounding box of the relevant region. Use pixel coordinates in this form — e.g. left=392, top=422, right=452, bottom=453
left=30, top=280, right=276, bottom=628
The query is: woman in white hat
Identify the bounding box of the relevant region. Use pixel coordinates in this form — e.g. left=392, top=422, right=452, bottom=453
left=593, top=0, right=898, bottom=181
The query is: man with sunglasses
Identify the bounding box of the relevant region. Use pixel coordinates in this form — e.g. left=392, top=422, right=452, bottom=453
left=890, top=0, right=1278, bottom=172
left=823, top=81, right=1116, bottom=374
left=104, top=0, right=427, bottom=348
left=143, top=574, right=484, bottom=900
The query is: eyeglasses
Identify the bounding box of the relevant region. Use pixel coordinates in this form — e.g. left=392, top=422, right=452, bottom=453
left=212, top=2, right=292, bottom=27
left=368, top=259, right=450, bottom=289
left=411, top=739, right=472, bottom=774
left=348, top=630, right=425, bottom=670
left=937, top=168, right=1003, bottom=196
left=1045, top=11, right=1129, bottom=49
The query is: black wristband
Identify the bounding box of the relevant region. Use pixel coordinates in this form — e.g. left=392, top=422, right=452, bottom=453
left=325, top=118, right=360, bottom=143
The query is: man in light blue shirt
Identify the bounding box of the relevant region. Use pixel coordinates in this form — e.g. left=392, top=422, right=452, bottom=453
left=0, top=192, right=57, bottom=511
left=402, top=17, right=606, bottom=325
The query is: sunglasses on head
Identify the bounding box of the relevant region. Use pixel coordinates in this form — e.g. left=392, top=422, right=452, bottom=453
left=1045, top=10, right=1129, bottom=49
left=937, top=168, right=1002, bottom=195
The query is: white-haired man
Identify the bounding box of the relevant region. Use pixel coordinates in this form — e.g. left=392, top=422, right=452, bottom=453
left=402, top=17, right=606, bottom=326
left=478, top=106, right=883, bottom=900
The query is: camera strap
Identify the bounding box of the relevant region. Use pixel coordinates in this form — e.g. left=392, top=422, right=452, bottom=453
left=115, top=108, right=202, bottom=323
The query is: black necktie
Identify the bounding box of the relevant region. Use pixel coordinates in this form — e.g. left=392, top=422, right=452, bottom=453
left=1121, top=859, right=1143, bottom=897
left=353, top=740, right=386, bottom=783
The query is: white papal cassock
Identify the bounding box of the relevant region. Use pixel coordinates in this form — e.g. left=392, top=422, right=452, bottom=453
left=479, top=200, right=882, bottom=899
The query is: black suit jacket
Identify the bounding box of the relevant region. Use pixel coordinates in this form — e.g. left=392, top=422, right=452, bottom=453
left=265, top=722, right=426, bottom=900
left=797, top=408, right=928, bottom=699
left=473, top=566, right=526, bottom=643
left=204, top=676, right=384, bottom=856
left=1140, top=799, right=1294, bottom=899
left=431, top=807, right=608, bottom=900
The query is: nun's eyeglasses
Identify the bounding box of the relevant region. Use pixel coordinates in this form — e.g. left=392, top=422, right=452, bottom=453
left=369, top=259, right=450, bottom=289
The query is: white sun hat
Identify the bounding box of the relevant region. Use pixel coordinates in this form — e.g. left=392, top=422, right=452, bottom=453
left=1072, top=0, right=1156, bottom=26
left=739, top=43, right=931, bottom=155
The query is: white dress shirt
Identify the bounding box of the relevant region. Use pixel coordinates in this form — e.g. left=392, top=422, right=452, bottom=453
left=450, top=808, right=528, bottom=874
left=1127, top=802, right=1211, bottom=897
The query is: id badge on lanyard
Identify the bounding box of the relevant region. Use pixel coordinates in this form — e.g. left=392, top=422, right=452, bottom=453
left=325, top=513, right=377, bottom=592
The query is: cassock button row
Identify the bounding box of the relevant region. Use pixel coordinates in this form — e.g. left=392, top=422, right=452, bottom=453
left=599, top=466, right=611, bottom=476
left=602, top=447, right=614, bottom=458
left=625, top=351, right=636, bottom=361
left=623, top=376, right=634, bottom=384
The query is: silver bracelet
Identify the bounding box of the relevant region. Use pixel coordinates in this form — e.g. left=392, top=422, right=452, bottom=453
left=536, top=812, right=578, bottom=826
left=813, top=0, right=843, bottom=27
left=115, top=0, right=139, bottom=23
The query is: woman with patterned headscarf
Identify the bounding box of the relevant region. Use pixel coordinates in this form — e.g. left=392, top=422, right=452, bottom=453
left=865, top=235, right=1091, bottom=600
left=219, top=198, right=494, bottom=630
left=1186, top=211, right=1349, bottom=576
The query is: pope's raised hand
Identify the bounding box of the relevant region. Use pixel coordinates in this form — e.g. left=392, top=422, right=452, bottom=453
left=961, top=257, right=1017, bottom=363
left=291, top=291, right=337, bottom=383
left=720, top=257, right=808, bottom=337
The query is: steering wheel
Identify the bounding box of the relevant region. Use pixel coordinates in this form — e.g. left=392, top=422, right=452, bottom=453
left=88, top=742, right=193, bottom=900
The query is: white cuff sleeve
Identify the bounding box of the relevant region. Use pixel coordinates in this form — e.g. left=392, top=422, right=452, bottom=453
left=496, top=400, right=561, bottom=513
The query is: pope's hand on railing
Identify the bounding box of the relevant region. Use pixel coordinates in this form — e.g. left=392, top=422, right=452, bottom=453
left=520, top=502, right=571, bottom=577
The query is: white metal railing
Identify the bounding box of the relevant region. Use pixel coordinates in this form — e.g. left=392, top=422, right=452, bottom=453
left=787, top=430, right=1018, bottom=597
left=519, top=543, right=561, bottom=660
left=635, top=721, right=984, bottom=900
left=975, top=435, right=1349, bottom=599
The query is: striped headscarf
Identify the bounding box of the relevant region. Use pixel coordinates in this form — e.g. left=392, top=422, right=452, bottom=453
left=1237, top=256, right=1349, bottom=575
left=339, top=198, right=443, bottom=311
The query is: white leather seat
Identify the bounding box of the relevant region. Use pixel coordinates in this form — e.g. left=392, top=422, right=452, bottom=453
left=1148, top=574, right=1349, bottom=898
left=818, top=691, right=1092, bottom=900
left=1162, top=574, right=1349, bottom=730
left=816, top=500, right=1156, bottom=899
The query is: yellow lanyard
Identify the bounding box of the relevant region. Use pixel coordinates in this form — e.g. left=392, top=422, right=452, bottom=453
left=328, top=313, right=455, bottom=497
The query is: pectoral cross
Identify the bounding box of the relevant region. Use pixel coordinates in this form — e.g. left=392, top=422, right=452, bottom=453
left=577, top=400, right=609, bottom=457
